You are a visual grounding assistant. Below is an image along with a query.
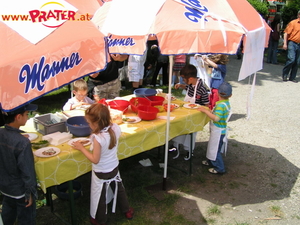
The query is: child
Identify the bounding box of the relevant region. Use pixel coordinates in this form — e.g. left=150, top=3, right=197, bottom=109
left=202, top=54, right=229, bottom=109
left=72, top=103, right=133, bottom=225
left=198, top=82, right=232, bottom=174
left=128, top=53, right=147, bottom=92
left=63, top=79, right=94, bottom=111
left=172, top=54, right=186, bottom=86
left=0, top=103, right=38, bottom=225
left=175, top=64, right=210, bottom=106
left=171, top=64, right=210, bottom=159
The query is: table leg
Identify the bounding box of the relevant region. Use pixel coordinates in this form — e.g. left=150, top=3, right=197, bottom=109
left=46, top=187, right=54, bottom=212
left=67, top=181, right=77, bottom=225
left=189, top=133, right=193, bottom=176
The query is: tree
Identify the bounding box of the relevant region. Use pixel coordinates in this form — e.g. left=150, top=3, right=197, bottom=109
left=281, top=0, right=300, bottom=27
left=247, top=0, right=269, bottom=18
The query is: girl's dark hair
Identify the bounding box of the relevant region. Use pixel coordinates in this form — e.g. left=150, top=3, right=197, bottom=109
left=180, top=64, right=197, bottom=79
left=85, top=103, right=116, bottom=149
left=271, top=14, right=281, bottom=30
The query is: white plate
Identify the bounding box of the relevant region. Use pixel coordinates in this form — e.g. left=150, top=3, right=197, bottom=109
left=34, top=147, right=60, bottom=158
left=122, top=116, right=141, bottom=124
left=183, top=103, right=201, bottom=109
left=68, top=138, right=91, bottom=146
left=23, top=133, right=38, bottom=141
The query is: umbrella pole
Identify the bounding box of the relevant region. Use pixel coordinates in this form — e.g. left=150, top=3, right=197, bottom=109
left=163, top=55, right=173, bottom=190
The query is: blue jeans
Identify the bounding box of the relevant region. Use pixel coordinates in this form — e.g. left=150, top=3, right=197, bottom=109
left=282, top=41, right=300, bottom=80
left=209, top=135, right=225, bottom=173
left=267, top=38, right=279, bottom=64
left=1, top=195, right=36, bottom=225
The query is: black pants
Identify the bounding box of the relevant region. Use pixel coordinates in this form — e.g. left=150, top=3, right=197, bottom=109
left=151, top=61, right=169, bottom=86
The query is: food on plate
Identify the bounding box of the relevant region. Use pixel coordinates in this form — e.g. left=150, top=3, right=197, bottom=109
left=42, top=148, right=56, bottom=156
left=188, top=103, right=198, bottom=108
left=78, top=139, right=90, bottom=145
left=123, top=117, right=136, bottom=122
left=171, top=96, right=176, bottom=101
left=31, top=140, right=49, bottom=149
left=163, top=104, right=176, bottom=112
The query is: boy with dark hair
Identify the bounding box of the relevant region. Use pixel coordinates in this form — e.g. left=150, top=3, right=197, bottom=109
left=198, top=82, right=232, bottom=174
left=170, top=64, right=209, bottom=160
left=175, top=64, right=209, bottom=106
left=0, top=103, right=38, bottom=225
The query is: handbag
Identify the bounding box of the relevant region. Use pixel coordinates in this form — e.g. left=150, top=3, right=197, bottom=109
left=271, top=26, right=280, bottom=41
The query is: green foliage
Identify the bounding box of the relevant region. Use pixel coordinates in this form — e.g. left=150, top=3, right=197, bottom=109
left=247, top=0, right=269, bottom=17
left=281, top=1, right=300, bottom=27
left=207, top=205, right=221, bottom=216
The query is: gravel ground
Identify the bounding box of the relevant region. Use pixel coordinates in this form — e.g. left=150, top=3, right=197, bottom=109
left=186, top=55, right=300, bottom=224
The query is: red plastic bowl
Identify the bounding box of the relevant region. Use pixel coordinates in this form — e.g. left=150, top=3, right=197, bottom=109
left=147, top=96, right=165, bottom=106
left=129, top=97, right=151, bottom=113
left=108, top=100, right=130, bottom=113
left=137, top=105, right=159, bottom=120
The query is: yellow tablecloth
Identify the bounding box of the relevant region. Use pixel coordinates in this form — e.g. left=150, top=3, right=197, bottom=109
left=24, top=98, right=210, bottom=193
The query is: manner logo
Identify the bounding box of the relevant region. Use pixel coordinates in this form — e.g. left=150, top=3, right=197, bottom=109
left=175, top=0, right=208, bottom=23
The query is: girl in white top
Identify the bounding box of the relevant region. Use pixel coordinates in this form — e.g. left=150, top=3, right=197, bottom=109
left=72, top=103, right=133, bottom=225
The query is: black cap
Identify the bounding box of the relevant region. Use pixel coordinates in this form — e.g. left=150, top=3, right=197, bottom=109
left=0, top=103, right=38, bottom=126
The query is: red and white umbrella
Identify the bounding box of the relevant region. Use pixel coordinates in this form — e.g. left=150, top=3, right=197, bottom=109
left=93, top=0, right=271, bottom=79
left=92, top=0, right=271, bottom=187
left=0, top=0, right=107, bottom=112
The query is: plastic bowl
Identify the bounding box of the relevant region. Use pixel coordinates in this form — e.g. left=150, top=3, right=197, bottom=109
left=108, top=100, right=130, bottom=113
left=66, top=116, right=91, bottom=137
left=137, top=105, right=159, bottom=120
left=55, top=180, right=82, bottom=200
left=134, top=88, right=156, bottom=97
left=129, top=97, right=151, bottom=113
left=147, top=96, right=165, bottom=106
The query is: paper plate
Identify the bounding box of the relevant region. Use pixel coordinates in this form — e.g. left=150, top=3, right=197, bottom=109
left=34, top=147, right=60, bottom=158
left=183, top=103, right=201, bottom=109
left=68, top=138, right=91, bottom=146
left=23, top=133, right=38, bottom=141
left=122, top=116, right=141, bottom=124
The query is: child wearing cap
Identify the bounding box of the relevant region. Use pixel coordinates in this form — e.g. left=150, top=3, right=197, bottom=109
left=198, top=82, right=232, bottom=174
left=63, top=79, right=94, bottom=111
left=0, top=103, right=38, bottom=224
